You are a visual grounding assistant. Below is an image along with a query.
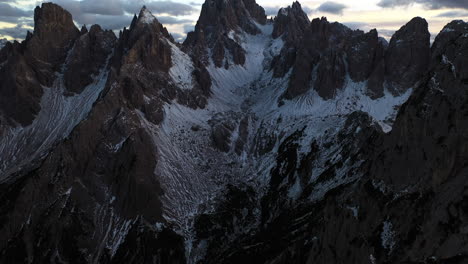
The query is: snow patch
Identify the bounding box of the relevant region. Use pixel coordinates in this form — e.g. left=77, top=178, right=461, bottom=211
left=381, top=220, right=396, bottom=252
left=168, top=41, right=195, bottom=90
left=139, top=8, right=156, bottom=24
left=0, top=54, right=111, bottom=180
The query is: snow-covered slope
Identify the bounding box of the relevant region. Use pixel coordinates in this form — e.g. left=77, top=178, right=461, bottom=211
left=0, top=53, right=111, bottom=180
left=138, top=20, right=412, bottom=246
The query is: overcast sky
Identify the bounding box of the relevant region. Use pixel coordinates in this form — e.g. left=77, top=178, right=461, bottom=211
left=1, top=0, right=468, bottom=42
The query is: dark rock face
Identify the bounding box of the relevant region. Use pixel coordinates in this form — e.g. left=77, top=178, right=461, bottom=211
left=64, top=25, right=116, bottom=94
left=0, top=5, right=209, bottom=263
left=284, top=17, right=351, bottom=100
left=279, top=16, right=431, bottom=101
left=270, top=2, right=310, bottom=77
left=314, top=49, right=347, bottom=99
left=29, top=3, right=80, bottom=79
left=184, top=0, right=266, bottom=67
left=345, top=29, right=387, bottom=99
left=272, top=2, right=310, bottom=43
left=385, top=17, right=431, bottom=95
left=0, top=3, right=80, bottom=127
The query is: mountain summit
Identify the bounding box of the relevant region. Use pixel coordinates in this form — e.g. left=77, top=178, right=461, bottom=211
left=184, top=0, right=266, bottom=67
left=1, top=1, right=468, bottom=263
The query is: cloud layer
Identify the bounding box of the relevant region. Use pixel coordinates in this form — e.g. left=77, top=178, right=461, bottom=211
left=317, top=1, right=347, bottom=15
left=378, top=0, right=468, bottom=10
left=0, top=0, right=199, bottom=40
left=263, top=1, right=345, bottom=17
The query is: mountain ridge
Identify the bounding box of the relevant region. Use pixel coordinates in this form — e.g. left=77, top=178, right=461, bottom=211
left=0, top=0, right=468, bottom=263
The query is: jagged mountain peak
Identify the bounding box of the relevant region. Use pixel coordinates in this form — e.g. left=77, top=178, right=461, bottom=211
left=137, top=5, right=158, bottom=25
left=123, top=5, right=174, bottom=48
left=272, top=1, right=310, bottom=41
left=184, top=0, right=267, bottom=67
left=432, top=20, right=468, bottom=58
left=385, top=16, right=430, bottom=94
left=185, top=0, right=267, bottom=41
left=33, top=2, right=78, bottom=40
left=390, top=16, right=429, bottom=42
left=129, top=6, right=164, bottom=30
left=278, top=1, right=306, bottom=16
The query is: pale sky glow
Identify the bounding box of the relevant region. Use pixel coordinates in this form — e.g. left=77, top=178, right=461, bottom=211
left=1, top=0, right=468, bottom=42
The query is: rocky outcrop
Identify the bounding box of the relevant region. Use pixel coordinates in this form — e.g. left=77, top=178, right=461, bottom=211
left=270, top=1, right=310, bottom=77
left=184, top=0, right=266, bottom=67
left=345, top=29, right=387, bottom=99
left=0, top=3, right=80, bottom=127
left=385, top=17, right=431, bottom=95
left=278, top=16, right=431, bottom=101
left=284, top=17, right=351, bottom=100
left=272, top=2, right=310, bottom=43
left=28, top=3, right=80, bottom=80
left=64, top=25, right=116, bottom=94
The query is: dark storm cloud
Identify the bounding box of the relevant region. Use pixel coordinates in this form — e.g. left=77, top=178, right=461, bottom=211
left=263, top=5, right=313, bottom=17
left=0, top=2, right=32, bottom=17
left=42, top=0, right=198, bottom=31
left=263, top=6, right=280, bottom=16
left=377, top=29, right=397, bottom=39
left=0, top=0, right=199, bottom=40
left=123, top=1, right=197, bottom=16
left=183, top=23, right=195, bottom=33
left=435, top=10, right=468, bottom=17
left=75, top=14, right=134, bottom=30
left=343, top=22, right=369, bottom=30
left=51, top=0, right=124, bottom=16
left=0, top=2, right=33, bottom=39
left=157, top=16, right=193, bottom=25
left=378, top=0, right=468, bottom=9
left=171, top=32, right=184, bottom=41
left=316, top=1, right=347, bottom=15
left=0, top=25, right=28, bottom=39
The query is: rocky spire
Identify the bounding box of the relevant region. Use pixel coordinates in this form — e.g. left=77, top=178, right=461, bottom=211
left=432, top=20, right=468, bottom=61
left=184, top=0, right=267, bottom=68
left=33, top=3, right=79, bottom=41
left=272, top=1, right=310, bottom=43
left=385, top=17, right=430, bottom=95
left=345, top=29, right=387, bottom=99
left=64, top=24, right=117, bottom=94
left=283, top=17, right=352, bottom=100
left=113, top=6, right=173, bottom=74
left=29, top=2, right=80, bottom=75
left=0, top=3, right=80, bottom=127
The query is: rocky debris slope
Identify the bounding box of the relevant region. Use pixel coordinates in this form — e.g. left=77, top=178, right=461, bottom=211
left=0, top=1, right=467, bottom=264
left=0, top=4, right=115, bottom=180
